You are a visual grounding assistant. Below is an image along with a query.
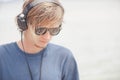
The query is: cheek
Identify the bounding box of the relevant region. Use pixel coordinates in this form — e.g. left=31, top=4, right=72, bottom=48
left=24, top=27, right=38, bottom=42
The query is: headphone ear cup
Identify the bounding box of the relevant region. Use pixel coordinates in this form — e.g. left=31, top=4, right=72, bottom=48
left=17, top=14, right=28, bottom=31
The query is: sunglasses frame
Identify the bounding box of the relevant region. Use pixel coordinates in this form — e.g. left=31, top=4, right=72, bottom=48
left=35, top=25, right=62, bottom=36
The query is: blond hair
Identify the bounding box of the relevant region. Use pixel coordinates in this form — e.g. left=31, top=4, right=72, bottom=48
left=23, top=0, right=64, bottom=27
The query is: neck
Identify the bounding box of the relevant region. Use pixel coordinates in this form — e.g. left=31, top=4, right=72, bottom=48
left=17, top=40, right=43, bottom=54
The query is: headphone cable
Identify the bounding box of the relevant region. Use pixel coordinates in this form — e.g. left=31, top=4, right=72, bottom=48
left=21, top=31, right=43, bottom=80
left=21, top=31, right=33, bottom=80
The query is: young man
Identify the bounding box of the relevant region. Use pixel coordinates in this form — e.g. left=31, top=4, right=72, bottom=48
left=0, top=0, right=79, bottom=80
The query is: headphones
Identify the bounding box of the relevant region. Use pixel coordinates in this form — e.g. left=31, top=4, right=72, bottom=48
left=17, top=0, right=61, bottom=31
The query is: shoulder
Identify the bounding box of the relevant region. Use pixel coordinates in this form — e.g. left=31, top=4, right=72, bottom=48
left=47, top=43, right=74, bottom=58
left=0, top=44, right=7, bottom=56
left=0, top=42, right=15, bottom=57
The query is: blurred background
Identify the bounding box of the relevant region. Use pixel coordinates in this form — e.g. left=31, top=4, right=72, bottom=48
left=0, top=0, right=120, bottom=80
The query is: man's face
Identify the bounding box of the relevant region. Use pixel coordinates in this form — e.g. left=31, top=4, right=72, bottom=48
left=24, top=23, right=61, bottom=49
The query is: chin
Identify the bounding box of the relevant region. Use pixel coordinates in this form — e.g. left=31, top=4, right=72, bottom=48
left=35, top=42, right=48, bottom=48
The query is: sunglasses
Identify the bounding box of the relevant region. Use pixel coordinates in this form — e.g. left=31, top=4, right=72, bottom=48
left=35, top=25, right=62, bottom=36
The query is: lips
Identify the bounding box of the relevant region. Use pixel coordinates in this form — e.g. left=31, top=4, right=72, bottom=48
left=38, top=37, right=50, bottom=44
left=39, top=40, right=48, bottom=43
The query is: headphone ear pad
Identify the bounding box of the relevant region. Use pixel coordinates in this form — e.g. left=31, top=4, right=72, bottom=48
left=17, top=14, right=28, bottom=31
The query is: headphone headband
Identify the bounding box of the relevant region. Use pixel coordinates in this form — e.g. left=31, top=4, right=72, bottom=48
left=23, top=0, right=60, bottom=16
left=17, top=0, right=62, bottom=31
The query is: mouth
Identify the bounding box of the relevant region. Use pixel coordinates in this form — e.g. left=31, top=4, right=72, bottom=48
left=40, top=40, right=48, bottom=44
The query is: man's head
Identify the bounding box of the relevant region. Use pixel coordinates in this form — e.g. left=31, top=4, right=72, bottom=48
left=17, top=0, right=64, bottom=49
left=17, top=0, right=64, bottom=32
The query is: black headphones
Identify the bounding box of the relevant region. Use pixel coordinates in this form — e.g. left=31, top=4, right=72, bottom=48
left=17, top=0, right=61, bottom=31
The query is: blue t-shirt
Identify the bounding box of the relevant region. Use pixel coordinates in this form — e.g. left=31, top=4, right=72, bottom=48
left=0, top=42, right=79, bottom=80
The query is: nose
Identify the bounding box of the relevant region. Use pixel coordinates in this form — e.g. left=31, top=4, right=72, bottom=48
left=42, top=31, right=51, bottom=40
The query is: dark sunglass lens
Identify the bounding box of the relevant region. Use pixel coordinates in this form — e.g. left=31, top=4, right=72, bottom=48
left=49, top=27, right=61, bottom=36
left=35, top=27, right=46, bottom=35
